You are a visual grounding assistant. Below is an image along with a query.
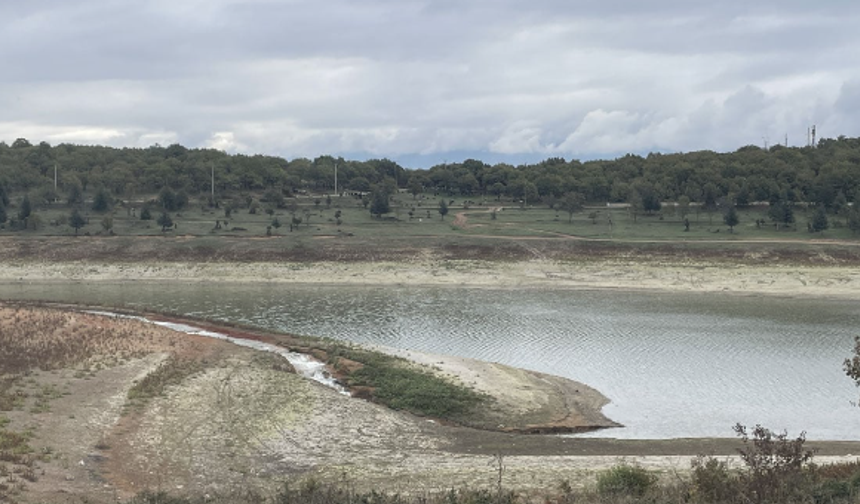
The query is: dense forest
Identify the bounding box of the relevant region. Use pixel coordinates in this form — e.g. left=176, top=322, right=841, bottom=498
left=1, top=136, right=859, bottom=215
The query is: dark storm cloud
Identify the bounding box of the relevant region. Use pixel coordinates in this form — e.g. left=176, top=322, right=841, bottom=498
left=1, top=0, right=859, bottom=164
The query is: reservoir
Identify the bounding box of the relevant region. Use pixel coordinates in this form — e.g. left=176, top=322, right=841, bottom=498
left=2, top=282, right=858, bottom=440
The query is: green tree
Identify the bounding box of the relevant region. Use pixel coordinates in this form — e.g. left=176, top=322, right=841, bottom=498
left=12, top=137, right=32, bottom=148
left=69, top=209, right=86, bottom=235
left=157, top=212, right=173, bottom=232
left=66, top=180, right=84, bottom=205
left=0, top=201, right=6, bottom=224
left=101, top=216, right=114, bottom=233
left=18, top=195, right=31, bottom=221
left=768, top=201, right=795, bottom=230
left=810, top=206, right=829, bottom=233
left=0, top=184, right=10, bottom=207
left=559, top=192, right=584, bottom=224
left=92, top=188, right=111, bottom=212
left=723, top=206, right=739, bottom=233
left=349, top=177, right=371, bottom=194
left=369, top=189, right=390, bottom=218
left=438, top=199, right=449, bottom=220
left=140, top=207, right=152, bottom=220
left=627, top=189, right=643, bottom=223
left=408, top=177, right=423, bottom=199
left=159, top=187, right=185, bottom=211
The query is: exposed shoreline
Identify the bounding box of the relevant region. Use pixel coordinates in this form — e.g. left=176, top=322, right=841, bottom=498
left=1, top=258, right=859, bottom=300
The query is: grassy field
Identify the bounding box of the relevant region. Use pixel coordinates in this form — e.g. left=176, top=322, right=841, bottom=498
left=4, top=191, right=858, bottom=244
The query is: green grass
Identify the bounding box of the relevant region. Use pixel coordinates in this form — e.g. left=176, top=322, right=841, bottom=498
left=326, top=344, right=487, bottom=420
left=6, top=192, right=856, bottom=245
left=0, top=416, right=32, bottom=461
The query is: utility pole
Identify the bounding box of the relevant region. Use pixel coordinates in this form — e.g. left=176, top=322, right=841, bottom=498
left=811, top=125, right=816, bottom=148
left=54, top=163, right=58, bottom=191
left=334, top=162, right=338, bottom=197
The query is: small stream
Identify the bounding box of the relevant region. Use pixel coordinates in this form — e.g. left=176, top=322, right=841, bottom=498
left=85, top=310, right=349, bottom=395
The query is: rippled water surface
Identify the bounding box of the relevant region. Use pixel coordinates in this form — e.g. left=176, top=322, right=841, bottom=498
left=2, top=282, right=858, bottom=439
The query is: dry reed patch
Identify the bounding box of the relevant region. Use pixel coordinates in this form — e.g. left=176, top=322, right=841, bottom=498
left=0, top=306, right=210, bottom=377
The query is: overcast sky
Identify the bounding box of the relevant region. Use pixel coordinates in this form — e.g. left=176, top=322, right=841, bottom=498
left=2, top=1, right=859, bottom=167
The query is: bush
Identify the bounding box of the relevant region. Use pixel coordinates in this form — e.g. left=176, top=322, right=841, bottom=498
left=692, top=456, right=738, bottom=502
left=596, top=464, right=657, bottom=497
left=734, top=423, right=814, bottom=503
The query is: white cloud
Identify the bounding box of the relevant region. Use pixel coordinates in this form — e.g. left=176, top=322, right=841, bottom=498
left=2, top=0, right=860, bottom=165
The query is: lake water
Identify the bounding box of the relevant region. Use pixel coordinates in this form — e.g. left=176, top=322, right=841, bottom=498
left=2, top=282, right=859, bottom=440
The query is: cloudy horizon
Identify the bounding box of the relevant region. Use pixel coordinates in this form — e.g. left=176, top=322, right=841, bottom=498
left=2, top=0, right=859, bottom=168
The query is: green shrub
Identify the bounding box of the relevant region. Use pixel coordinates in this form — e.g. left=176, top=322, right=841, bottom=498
left=812, top=479, right=852, bottom=503
left=327, top=345, right=486, bottom=420
left=596, top=464, right=657, bottom=497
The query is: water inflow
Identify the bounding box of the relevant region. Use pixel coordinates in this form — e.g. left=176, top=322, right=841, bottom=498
left=84, top=310, right=348, bottom=394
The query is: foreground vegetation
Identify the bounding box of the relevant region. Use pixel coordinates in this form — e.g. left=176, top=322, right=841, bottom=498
left=116, top=432, right=860, bottom=504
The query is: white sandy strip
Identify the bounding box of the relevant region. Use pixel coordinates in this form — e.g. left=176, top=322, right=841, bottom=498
left=4, top=259, right=860, bottom=299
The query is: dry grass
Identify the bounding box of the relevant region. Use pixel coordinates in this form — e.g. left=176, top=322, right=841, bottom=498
left=0, top=306, right=206, bottom=376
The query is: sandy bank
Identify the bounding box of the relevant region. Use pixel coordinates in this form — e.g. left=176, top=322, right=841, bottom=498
left=2, top=258, right=859, bottom=299
left=372, top=345, right=619, bottom=433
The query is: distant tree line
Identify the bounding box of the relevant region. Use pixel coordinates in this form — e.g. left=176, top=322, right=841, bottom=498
left=1, top=136, right=860, bottom=230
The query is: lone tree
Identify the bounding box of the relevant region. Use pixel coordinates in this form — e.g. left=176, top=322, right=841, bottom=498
left=157, top=212, right=173, bottom=232
left=810, top=206, right=829, bottom=233
left=559, top=192, right=584, bottom=224
left=369, top=189, right=390, bottom=218
left=723, top=206, right=740, bottom=233
left=69, top=209, right=86, bottom=235
left=18, top=194, right=31, bottom=221
left=438, top=199, right=449, bottom=220
left=92, top=188, right=111, bottom=212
